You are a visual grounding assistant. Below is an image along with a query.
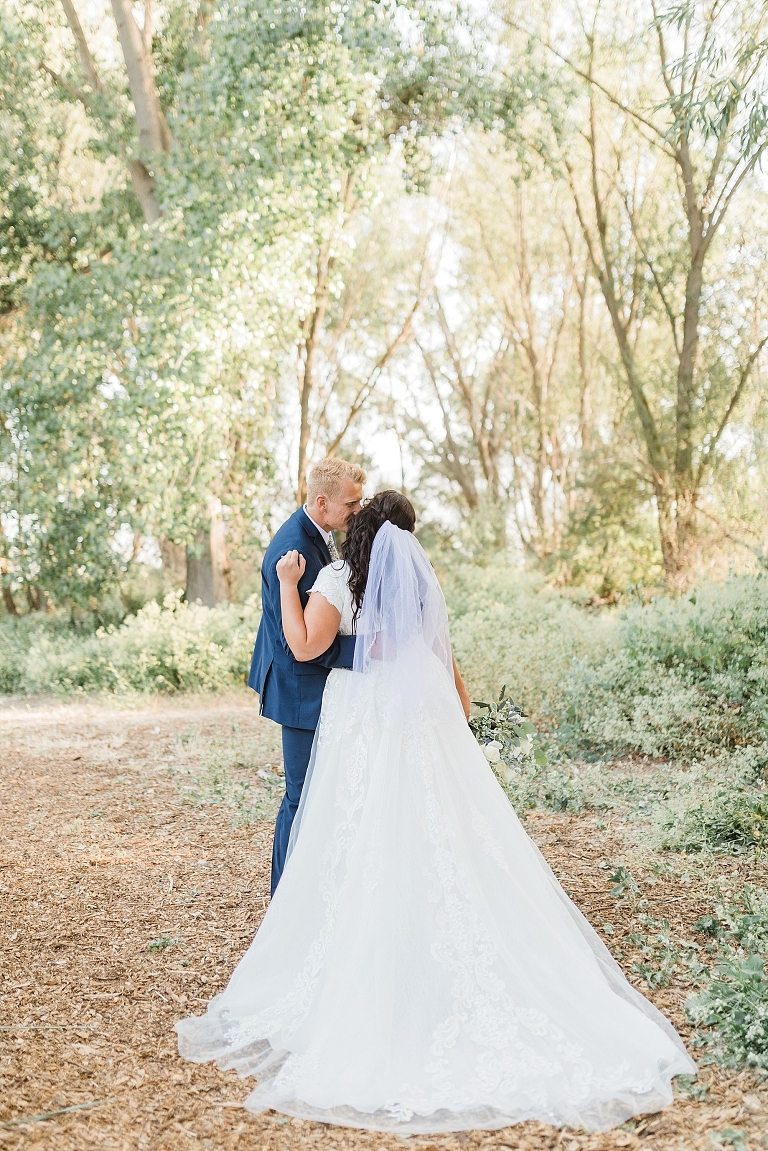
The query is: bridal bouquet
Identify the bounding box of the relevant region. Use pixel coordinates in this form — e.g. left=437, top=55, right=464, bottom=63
left=469, top=686, right=547, bottom=785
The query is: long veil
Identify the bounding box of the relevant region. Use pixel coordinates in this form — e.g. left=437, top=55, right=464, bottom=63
left=352, top=521, right=453, bottom=691
left=286, top=522, right=456, bottom=860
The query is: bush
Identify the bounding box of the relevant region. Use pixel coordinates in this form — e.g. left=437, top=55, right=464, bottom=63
left=687, top=953, right=768, bottom=1070
left=0, top=593, right=261, bottom=695
left=695, top=885, right=768, bottom=954
left=448, top=568, right=768, bottom=766
left=4, top=561, right=768, bottom=790
left=650, top=749, right=768, bottom=854
left=564, top=576, right=768, bottom=763
left=686, top=887, right=768, bottom=1070
left=444, top=566, right=609, bottom=724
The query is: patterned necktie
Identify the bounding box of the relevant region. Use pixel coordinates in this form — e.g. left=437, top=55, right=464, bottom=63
left=327, top=532, right=340, bottom=561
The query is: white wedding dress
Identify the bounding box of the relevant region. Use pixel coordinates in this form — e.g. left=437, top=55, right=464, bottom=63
left=176, top=525, right=695, bottom=1134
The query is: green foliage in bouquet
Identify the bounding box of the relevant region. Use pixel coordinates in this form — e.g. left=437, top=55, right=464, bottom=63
left=469, top=685, right=548, bottom=771
left=469, top=686, right=587, bottom=813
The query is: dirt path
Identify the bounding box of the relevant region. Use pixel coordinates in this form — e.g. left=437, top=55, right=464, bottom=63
left=1, top=694, right=766, bottom=1150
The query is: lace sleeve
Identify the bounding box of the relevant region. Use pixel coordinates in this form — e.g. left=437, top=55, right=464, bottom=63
left=309, top=563, right=345, bottom=615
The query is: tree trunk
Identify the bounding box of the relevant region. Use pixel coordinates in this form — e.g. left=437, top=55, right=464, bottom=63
left=59, top=0, right=168, bottom=226
left=158, top=537, right=187, bottom=589
left=654, top=485, right=680, bottom=585
left=110, top=0, right=170, bottom=225
left=296, top=252, right=333, bottom=506
left=0, top=524, right=19, bottom=615
left=672, top=249, right=706, bottom=573
left=60, top=0, right=104, bottom=91
left=25, top=586, right=44, bottom=612
left=576, top=274, right=591, bottom=455
left=126, top=157, right=162, bottom=225
left=2, top=586, right=18, bottom=617
left=531, top=363, right=548, bottom=547
left=185, top=498, right=231, bottom=607
left=142, top=0, right=153, bottom=55
left=110, top=0, right=171, bottom=154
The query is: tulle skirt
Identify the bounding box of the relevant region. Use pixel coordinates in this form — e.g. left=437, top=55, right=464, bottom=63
left=176, top=657, right=695, bottom=1133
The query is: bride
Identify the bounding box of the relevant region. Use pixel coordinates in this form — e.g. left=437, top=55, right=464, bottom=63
left=176, top=491, right=696, bottom=1134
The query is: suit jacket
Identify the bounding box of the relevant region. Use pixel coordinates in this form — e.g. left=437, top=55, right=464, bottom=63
left=248, top=507, right=355, bottom=729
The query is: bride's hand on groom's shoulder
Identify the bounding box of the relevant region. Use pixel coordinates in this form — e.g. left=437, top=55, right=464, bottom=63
left=276, top=550, right=306, bottom=585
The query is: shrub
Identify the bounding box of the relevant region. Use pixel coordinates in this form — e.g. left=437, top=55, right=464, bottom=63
left=687, top=954, right=768, bottom=1070
left=0, top=593, right=261, bottom=695
left=687, top=887, right=768, bottom=1070
left=445, top=567, right=609, bottom=724
left=650, top=749, right=768, bottom=853
left=506, top=757, right=592, bottom=814
left=623, top=914, right=708, bottom=990
left=449, top=568, right=768, bottom=770
left=695, top=885, right=768, bottom=954
left=564, top=576, right=768, bottom=763
left=4, top=561, right=768, bottom=795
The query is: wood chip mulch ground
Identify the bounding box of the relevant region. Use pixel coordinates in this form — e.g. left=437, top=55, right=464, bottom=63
left=1, top=693, right=767, bottom=1150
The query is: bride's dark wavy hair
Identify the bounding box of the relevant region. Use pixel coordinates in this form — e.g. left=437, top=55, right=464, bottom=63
left=343, top=490, right=416, bottom=617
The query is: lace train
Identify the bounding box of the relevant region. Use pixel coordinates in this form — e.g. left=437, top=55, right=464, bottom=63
left=176, top=657, right=695, bottom=1133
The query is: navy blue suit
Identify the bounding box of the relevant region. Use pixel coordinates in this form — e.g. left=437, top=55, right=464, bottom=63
left=248, top=508, right=355, bottom=893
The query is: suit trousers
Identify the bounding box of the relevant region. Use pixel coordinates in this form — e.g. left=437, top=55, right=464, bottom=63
left=271, top=725, right=316, bottom=895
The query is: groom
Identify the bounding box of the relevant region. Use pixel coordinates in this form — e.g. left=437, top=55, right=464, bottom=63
left=249, top=458, right=366, bottom=894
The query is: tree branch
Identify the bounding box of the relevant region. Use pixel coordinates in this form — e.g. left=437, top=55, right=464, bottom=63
left=696, top=335, right=768, bottom=487
left=562, top=98, right=668, bottom=486
left=325, top=272, right=435, bottom=457
left=412, top=343, right=479, bottom=509
left=39, top=63, right=90, bottom=107
left=60, top=0, right=104, bottom=92
left=502, top=15, right=677, bottom=159
left=110, top=0, right=171, bottom=154
left=619, top=183, right=681, bottom=356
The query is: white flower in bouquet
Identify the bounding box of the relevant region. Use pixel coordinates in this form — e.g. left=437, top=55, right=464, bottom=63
left=470, top=689, right=547, bottom=776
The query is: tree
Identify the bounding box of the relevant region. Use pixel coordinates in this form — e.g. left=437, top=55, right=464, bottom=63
left=167, top=0, right=482, bottom=503
left=399, top=136, right=605, bottom=567
left=1, top=0, right=482, bottom=609
left=1, top=1, right=276, bottom=609
left=501, top=0, right=768, bottom=586
left=293, top=157, right=445, bottom=504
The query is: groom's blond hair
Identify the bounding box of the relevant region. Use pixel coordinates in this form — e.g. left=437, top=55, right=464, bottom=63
left=307, top=458, right=366, bottom=504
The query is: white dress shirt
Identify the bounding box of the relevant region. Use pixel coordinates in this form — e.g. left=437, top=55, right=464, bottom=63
left=303, top=505, right=332, bottom=546
left=303, top=506, right=338, bottom=558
